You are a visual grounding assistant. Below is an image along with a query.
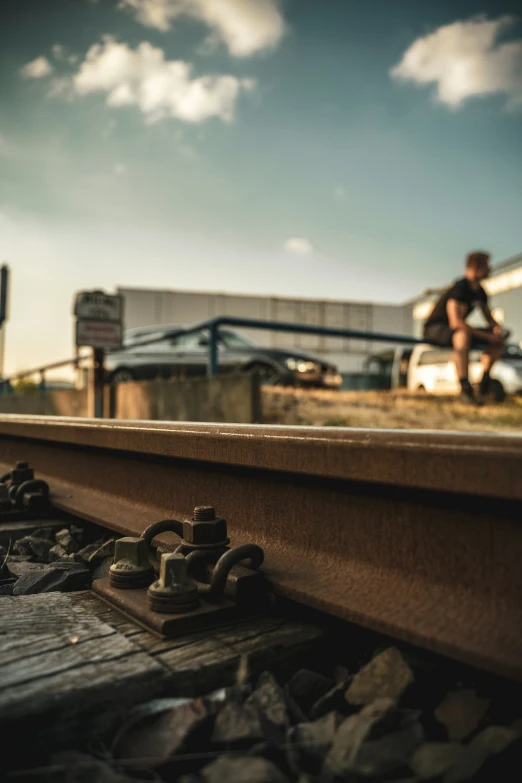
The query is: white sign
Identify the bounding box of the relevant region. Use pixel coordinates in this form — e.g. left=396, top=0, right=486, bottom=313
left=74, top=291, right=123, bottom=322
left=76, top=319, right=123, bottom=349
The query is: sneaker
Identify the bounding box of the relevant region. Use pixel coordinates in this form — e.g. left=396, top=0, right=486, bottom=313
left=478, top=377, right=490, bottom=398
left=457, top=389, right=482, bottom=406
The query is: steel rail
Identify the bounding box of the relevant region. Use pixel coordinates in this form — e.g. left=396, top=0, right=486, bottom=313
left=1, top=414, right=521, bottom=680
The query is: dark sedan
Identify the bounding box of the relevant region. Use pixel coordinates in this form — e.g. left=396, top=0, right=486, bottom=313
left=105, top=324, right=342, bottom=388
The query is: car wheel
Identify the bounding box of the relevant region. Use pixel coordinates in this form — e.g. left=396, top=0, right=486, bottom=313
left=416, top=384, right=427, bottom=394
left=111, top=368, right=135, bottom=384
left=246, top=362, right=282, bottom=386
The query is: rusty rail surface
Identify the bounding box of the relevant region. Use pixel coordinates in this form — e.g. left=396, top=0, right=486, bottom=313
left=1, top=414, right=521, bottom=680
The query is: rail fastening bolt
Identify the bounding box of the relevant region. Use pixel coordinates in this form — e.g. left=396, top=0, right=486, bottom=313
left=109, top=537, right=155, bottom=589
left=148, top=552, right=200, bottom=614
left=11, top=461, right=35, bottom=484
left=193, top=506, right=216, bottom=521
left=182, top=505, right=228, bottom=546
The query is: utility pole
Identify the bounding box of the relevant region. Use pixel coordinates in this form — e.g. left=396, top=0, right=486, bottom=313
left=0, top=265, right=10, bottom=381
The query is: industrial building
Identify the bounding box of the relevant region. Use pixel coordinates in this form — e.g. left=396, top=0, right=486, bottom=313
left=410, top=252, right=522, bottom=343
left=118, top=287, right=414, bottom=374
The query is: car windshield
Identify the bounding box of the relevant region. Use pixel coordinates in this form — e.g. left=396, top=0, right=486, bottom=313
left=218, top=330, right=257, bottom=348
left=503, top=344, right=522, bottom=360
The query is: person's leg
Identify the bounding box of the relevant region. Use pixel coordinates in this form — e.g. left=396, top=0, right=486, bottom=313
left=479, top=342, right=504, bottom=395
left=452, top=327, right=473, bottom=399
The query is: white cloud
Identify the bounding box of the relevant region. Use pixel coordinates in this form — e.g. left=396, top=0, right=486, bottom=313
left=284, top=237, right=313, bottom=255
left=119, top=0, right=286, bottom=57
left=114, top=163, right=128, bottom=174
left=48, top=77, right=73, bottom=98
left=72, top=38, right=255, bottom=123
left=51, top=43, right=79, bottom=65
left=391, top=16, right=522, bottom=108
left=21, top=56, right=53, bottom=79
left=52, top=43, right=66, bottom=60
left=334, top=185, right=345, bottom=198
left=119, top=0, right=173, bottom=31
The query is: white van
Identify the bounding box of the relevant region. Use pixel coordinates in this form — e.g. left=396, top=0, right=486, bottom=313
left=407, top=343, right=522, bottom=401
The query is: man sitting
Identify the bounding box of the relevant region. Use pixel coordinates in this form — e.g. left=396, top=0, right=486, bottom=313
left=423, top=251, right=508, bottom=404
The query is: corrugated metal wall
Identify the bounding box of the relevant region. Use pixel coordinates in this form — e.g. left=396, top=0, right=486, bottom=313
left=118, top=288, right=414, bottom=373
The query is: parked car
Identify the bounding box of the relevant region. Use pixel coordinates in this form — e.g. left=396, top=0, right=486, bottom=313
left=105, top=324, right=342, bottom=388
left=407, top=343, right=522, bottom=401
left=364, top=347, right=413, bottom=390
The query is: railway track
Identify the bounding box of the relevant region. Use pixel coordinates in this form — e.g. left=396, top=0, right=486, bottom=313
left=0, top=414, right=521, bottom=681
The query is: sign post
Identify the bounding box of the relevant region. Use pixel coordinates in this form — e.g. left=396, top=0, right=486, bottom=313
left=91, top=348, right=105, bottom=419
left=73, top=290, right=124, bottom=418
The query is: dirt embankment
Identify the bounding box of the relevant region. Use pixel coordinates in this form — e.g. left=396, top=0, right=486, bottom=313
left=262, top=388, right=522, bottom=432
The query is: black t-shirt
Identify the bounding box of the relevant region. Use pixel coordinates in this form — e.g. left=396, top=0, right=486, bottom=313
left=425, top=278, right=488, bottom=327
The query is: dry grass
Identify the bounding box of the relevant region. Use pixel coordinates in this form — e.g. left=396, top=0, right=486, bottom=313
left=262, top=387, right=522, bottom=432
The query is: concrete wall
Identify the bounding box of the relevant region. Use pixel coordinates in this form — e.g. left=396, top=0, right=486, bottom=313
left=0, top=375, right=260, bottom=424
left=114, top=373, right=260, bottom=423
left=0, top=390, right=89, bottom=417
left=118, top=287, right=414, bottom=373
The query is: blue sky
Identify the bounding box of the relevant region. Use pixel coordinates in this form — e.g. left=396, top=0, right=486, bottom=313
left=1, top=0, right=521, bottom=373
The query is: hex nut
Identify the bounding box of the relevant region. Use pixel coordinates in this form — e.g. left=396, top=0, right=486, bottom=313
left=11, top=463, right=34, bottom=484
left=182, top=516, right=228, bottom=545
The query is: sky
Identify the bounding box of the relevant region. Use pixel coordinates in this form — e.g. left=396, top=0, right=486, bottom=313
left=1, top=0, right=522, bottom=374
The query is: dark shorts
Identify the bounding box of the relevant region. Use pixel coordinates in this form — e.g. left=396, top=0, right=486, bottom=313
left=423, top=323, right=494, bottom=349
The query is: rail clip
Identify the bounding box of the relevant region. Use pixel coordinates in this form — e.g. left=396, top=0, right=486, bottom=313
left=92, top=507, right=267, bottom=638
